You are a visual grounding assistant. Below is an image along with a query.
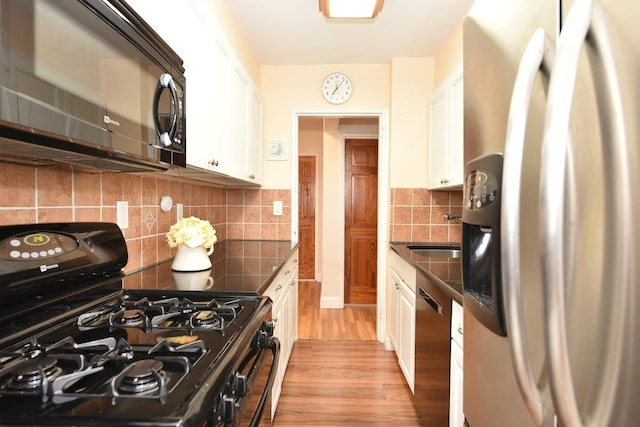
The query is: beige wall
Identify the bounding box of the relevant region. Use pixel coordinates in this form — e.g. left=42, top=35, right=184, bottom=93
left=260, top=64, right=390, bottom=189
left=389, top=57, right=434, bottom=188
left=434, top=21, right=464, bottom=85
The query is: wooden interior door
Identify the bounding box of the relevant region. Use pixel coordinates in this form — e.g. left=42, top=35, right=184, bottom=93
left=298, top=156, right=316, bottom=280
left=344, top=139, right=378, bottom=304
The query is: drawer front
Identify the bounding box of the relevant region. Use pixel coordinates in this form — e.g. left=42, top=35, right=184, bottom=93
left=390, top=250, right=416, bottom=292
left=451, top=299, right=464, bottom=348
left=265, top=250, right=298, bottom=303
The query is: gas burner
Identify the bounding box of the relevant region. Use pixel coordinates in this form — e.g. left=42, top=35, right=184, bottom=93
left=110, top=309, right=148, bottom=329
left=0, top=338, right=91, bottom=399
left=191, top=310, right=220, bottom=327
left=151, top=306, right=238, bottom=332
left=116, top=359, right=165, bottom=395
left=8, top=356, right=61, bottom=391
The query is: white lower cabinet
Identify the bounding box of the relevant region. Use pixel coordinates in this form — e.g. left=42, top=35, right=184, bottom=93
left=388, top=250, right=416, bottom=392
left=264, top=250, right=298, bottom=420
left=449, top=300, right=464, bottom=426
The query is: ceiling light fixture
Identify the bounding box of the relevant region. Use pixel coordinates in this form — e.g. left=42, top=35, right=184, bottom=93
left=319, top=0, right=385, bottom=19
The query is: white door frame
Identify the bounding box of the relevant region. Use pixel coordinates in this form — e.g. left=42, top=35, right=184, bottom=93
left=290, top=109, right=390, bottom=344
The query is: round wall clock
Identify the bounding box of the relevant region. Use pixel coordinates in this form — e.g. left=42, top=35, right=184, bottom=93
left=322, top=72, right=352, bottom=104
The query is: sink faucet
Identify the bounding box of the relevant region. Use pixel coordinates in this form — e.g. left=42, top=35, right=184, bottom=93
left=443, top=214, right=462, bottom=221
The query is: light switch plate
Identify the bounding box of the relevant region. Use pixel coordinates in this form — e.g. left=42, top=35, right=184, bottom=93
left=116, top=201, right=129, bottom=229
left=273, top=201, right=283, bottom=216
left=177, top=203, right=183, bottom=220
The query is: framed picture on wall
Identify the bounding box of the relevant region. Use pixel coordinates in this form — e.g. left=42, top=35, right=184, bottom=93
left=267, top=139, right=288, bottom=161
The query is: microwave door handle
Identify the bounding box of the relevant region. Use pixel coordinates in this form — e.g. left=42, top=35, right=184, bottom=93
left=541, top=0, right=632, bottom=426
left=153, top=73, right=179, bottom=147
left=501, top=27, right=554, bottom=427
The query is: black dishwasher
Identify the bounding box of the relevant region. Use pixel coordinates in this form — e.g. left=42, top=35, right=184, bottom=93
left=414, top=270, right=451, bottom=426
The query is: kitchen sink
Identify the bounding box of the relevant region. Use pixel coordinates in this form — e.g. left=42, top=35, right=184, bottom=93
left=406, top=245, right=461, bottom=258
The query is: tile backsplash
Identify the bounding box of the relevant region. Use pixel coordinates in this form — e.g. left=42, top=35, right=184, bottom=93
left=0, top=162, right=290, bottom=273
left=0, top=162, right=458, bottom=274
left=390, top=188, right=462, bottom=243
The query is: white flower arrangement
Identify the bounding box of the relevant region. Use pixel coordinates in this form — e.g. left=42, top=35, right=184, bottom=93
left=166, top=216, right=217, bottom=249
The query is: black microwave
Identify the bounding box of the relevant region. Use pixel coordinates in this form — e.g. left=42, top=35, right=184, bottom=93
left=0, top=0, right=186, bottom=172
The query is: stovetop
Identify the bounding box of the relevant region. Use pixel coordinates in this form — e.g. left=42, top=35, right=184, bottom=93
left=0, top=285, right=271, bottom=426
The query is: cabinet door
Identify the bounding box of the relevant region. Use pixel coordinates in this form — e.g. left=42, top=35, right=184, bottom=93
left=270, top=298, right=284, bottom=419
left=427, top=62, right=464, bottom=189
left=449, top=341, right=464, bottom=427
left=388, top=269, right=401, bottom=351
left=447, top=64, right=464, bottom=187
left=427, top=83, right=450, bottom=189
left=398, top=282, right=416, bottom=392
left=228, top=63, right=251, bottom=178
left=205, top=37, right=232, bottom=173
left=249, top=85, right=263, bottom=183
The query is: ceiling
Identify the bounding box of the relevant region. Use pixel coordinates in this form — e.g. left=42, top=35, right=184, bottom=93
left=227, top=0, right=475, bottom=65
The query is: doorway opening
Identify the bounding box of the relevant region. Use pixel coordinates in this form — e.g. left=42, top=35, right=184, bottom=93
left=293, top=112, right=389, bottom=343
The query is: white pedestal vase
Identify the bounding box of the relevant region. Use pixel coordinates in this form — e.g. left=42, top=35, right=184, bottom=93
left=171, top=245, right=214, bottom=272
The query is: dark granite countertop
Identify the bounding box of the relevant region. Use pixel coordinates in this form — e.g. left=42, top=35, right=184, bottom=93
left=390, top=241, right=463, bottom=304
left=124, top=240, right=299, bottom=295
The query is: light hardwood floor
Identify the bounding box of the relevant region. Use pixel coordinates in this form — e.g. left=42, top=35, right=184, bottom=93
left=297, top=281, right=377, bottom=340
left=271, top=281, right=422, bottom=427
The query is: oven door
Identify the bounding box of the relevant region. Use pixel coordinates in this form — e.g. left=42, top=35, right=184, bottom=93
left=225, top=337, right=280, bottom=427
left=233, top=336, right=280, bottom=427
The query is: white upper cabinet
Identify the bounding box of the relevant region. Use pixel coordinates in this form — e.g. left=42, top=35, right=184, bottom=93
left=249, top=84, right=264, bottom=182
left=128, top=0, right=262, bottom=186
left=427, top=62, right=464, bottom=189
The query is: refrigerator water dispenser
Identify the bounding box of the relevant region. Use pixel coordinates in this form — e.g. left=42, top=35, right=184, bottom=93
left=462, top=153, right=506, bottom=336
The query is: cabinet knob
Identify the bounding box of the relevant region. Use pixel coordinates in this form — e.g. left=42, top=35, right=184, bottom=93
left=440, top=178, right=449, bottom=184
left=457, top=325, right=464, bottom=335
left=249, top=174, right=256, bottom=180
left=208, top=159, right=219, bottom=167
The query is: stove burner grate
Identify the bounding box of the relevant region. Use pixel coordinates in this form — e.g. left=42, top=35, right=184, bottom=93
left=116, top=359, right=165, bottom=395
left=8, top=356, right=61, bottom=391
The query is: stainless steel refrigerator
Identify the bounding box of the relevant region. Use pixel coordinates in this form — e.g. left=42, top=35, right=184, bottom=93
left=461, top=0, right=640, bottom=426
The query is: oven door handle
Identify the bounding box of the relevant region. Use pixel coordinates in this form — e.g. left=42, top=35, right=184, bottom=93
left=249, top=336, right=280, bottom=427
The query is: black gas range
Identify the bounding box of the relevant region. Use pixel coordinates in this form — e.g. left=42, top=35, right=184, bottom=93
left=0, top=222, right=278, bottom=427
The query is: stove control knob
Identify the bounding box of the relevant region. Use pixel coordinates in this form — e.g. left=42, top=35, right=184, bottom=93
left=222, top=395, right=236, bottom=424
left=233, top=373, right=247, bottom=397
left=261, top=320, right=275, bottom=337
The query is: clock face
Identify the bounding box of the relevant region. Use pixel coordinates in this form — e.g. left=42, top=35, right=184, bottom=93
left=322, top=72, right=352, bottom=104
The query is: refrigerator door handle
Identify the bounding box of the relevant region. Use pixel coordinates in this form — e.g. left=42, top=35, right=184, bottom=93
left=501, top=27, right=554, bottom=427
left=540, top=0, right=631, bottom=426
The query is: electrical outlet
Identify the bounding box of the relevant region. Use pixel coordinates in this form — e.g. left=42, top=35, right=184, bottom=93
left=116, top=201, right=129, bottom=229
left=273, top=201, right=283, bottom=216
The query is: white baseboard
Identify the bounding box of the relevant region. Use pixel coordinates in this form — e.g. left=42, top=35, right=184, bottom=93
left=320, top=296, right=342, bottom=309
left=384, top=336, right=394, bottom=351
